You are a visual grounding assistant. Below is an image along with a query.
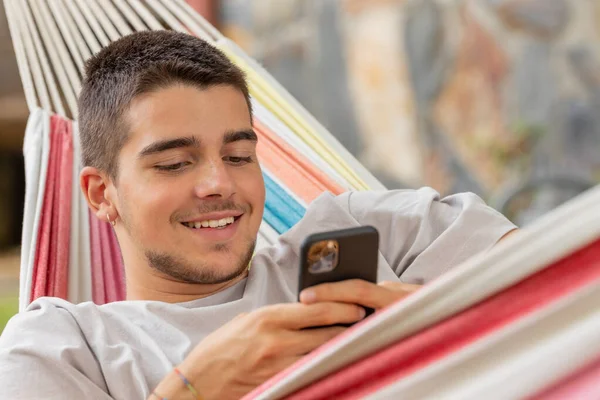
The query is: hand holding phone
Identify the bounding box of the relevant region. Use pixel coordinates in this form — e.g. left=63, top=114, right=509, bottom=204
left=298, top=226, right=379, bottom=326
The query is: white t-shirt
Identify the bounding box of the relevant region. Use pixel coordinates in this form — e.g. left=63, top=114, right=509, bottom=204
left=0, top=189, right=516, bottom=399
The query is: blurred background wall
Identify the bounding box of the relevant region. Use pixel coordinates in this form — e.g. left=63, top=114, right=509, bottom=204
left=1, top=0, right=599, bottom=327
left=218, top=0, right=600, bottom=226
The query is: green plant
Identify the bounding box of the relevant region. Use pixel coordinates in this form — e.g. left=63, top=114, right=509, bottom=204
left=0, top=296, right=19, bottom=335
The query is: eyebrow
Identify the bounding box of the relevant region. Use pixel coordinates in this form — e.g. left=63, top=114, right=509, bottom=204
left=223, top=129, right=258, bottom=144
left=138, top=136, right=200, bottom=158
left=137, top=129, right=257, bottom=158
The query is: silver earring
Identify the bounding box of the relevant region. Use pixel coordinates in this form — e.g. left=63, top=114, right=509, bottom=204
left=107, top=213, right=116, bottom=227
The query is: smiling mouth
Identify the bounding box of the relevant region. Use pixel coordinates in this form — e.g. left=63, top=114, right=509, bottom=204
left=181, top=215, right=241, bottom=230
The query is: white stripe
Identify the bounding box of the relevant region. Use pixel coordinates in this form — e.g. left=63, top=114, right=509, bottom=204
left=145, top=0, right=187, bottom=33
left=254, top=232, right=270, bottom=253
left=18, top=109, right=44, bottom=310
left=19, top=109, right=50, bottom=311
left=96, top=0, right=132, bottom=38
left=58, top=0, right=93, bottom=63
left=111, top=0, right=149, bottom=33
left=71, top=121, right=93, bottom=303
left=30, top=0, right=80, bottom=115
left=74, top=0, right=110, bottom=47
left=4, top=0, right=37, bottom=111
left=68, top=119, right=80, bottom=303
left=10, top=0, right=57, bottom=113
left=46, top=0, right=85, bottom=73
left=259, top=221, right=279, bottom=246
left=62, top=0, right=102, bottom=55
left=127, top=0, right=164, bottom=31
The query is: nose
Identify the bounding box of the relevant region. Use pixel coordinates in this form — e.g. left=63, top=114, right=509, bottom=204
left=193, top=157, right=236, bottom=200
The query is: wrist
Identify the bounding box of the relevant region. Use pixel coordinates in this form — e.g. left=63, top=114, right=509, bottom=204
left=151, top=368, right=200, bottom=400
left=177, top=360, right=214, bottom=400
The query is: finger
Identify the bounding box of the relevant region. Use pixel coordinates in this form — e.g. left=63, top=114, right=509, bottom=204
left=299, top=302, right=367, bottom=329
left=300, top=279, right=399, bottom=310
left=258, top=302, right=366, bottom=330
left=378, top=281, right=421, bottom=293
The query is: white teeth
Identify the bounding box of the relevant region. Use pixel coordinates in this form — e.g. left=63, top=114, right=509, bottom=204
left=184, top=216, right=237, bottom=229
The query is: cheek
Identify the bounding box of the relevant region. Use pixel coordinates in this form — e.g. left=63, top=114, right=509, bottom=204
left=119, top=174, right=186, bottom=230
left=234, top=167, right=265, bottom=211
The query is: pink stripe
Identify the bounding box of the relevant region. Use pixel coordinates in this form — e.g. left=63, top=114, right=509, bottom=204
left=256, top=119, right=344, bottom=195
left=108, top=227, right=126, bottom=301
left=87, top=192, right=124, bottom=303
left=53, top=117, right=73, bottom=300
left=89, top=209, right=105, bottom=304
left=46, top=118, right=63, bottom=298
left=31, top=116, right=60, bottom=301
left=100, top=220, right=117, bottom=303
left=253, top=118, right=345, bottom=204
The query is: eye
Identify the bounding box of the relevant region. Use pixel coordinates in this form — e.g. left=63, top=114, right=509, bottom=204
left=224, top=156, right=253, bottom=165
left=154, top=162, right=190, bottom=172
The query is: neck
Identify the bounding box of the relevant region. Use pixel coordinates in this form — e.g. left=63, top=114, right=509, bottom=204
left=126, top=266, right=249, bottom=303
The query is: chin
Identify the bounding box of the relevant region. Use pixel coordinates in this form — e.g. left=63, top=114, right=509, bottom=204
left=196, top=248, right=248, bottom=270
left=199, top=260, right=248, bottom=284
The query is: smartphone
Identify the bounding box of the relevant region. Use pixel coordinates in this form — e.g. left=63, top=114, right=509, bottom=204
left=298, top=225, right=379, bottom=324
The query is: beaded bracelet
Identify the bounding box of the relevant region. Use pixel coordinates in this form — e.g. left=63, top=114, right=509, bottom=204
left=174, top=367, right=203, bottom=399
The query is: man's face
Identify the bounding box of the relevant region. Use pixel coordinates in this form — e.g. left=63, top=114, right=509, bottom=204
left=115, top=84, right=264, bottom=284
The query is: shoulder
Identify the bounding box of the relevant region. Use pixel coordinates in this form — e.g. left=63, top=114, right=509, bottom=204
left=309, top=189, right=429, bottom=212
left=10, top=296, right=79, bottom=323
left=303, top=188, right=501, bottom=228
left=334, top=187, right=455, bottom=204
left=330, top=187, right=483, bottom=217
left=328, top=188, right=515, bottom=245
left=0, top=297, right=139, bottom=343
left=0, top=297, right=158, bottom=365
left=0, top=298, right=114, bottom=397
left=1, top=297, right=89, bottom=342
left=0, top=298, right=92, bottom=378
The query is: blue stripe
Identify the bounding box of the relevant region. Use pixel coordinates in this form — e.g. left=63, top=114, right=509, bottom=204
left=263, top=172, right=305, bottom=233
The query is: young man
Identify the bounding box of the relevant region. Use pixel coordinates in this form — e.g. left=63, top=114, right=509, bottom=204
left=0, top=31, right=516, bottom=399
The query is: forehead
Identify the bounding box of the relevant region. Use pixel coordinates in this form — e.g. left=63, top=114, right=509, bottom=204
left=124, top=84, right=252, bottom=147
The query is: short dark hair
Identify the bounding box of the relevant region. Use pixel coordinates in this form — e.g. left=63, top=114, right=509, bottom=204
left=78, top=30, right=251, bottom=179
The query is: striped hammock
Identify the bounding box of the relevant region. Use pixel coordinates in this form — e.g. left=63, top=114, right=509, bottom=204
left=6, top=1, right=600, bottom=399
left=5, top=0, right=384, bottom=309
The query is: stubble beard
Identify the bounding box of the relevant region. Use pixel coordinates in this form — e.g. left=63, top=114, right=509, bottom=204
left=145, top=239, right=256, bottom=284
left=118, top=197, right=256, bottom=285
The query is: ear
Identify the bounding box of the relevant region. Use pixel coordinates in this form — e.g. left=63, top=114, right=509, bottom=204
left=80, top=166, right=118, bottom=224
